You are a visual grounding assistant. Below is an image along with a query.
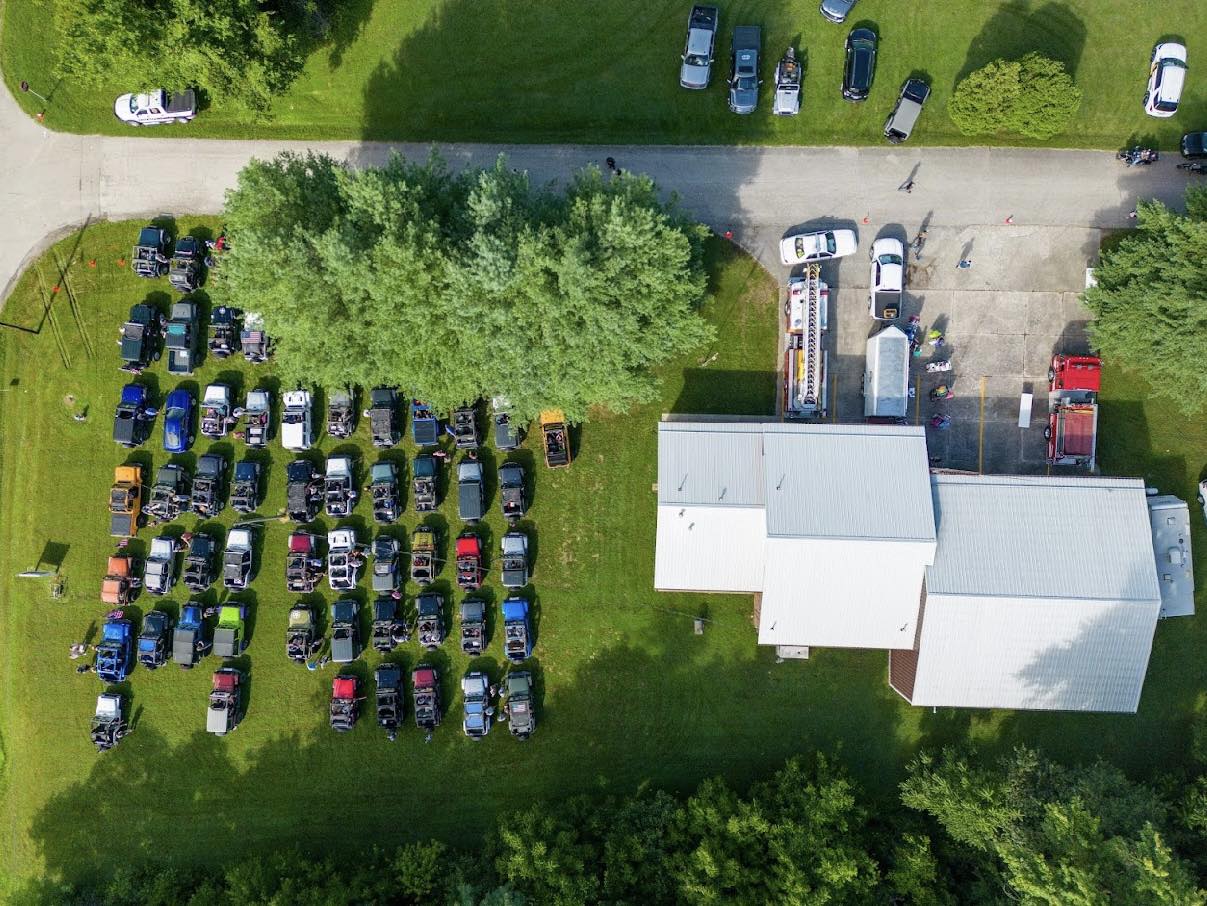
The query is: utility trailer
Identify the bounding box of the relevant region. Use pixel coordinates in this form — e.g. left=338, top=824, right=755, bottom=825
left=783, top=266, right=829, bottom=419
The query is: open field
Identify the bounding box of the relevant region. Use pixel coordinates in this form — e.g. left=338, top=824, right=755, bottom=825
left=1, top=220, right=1205, bottom=888
left=3, top=0, right=1205, bottom=147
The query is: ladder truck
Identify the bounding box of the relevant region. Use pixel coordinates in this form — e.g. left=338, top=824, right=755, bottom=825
left=783, top=264, right=829, bottom=419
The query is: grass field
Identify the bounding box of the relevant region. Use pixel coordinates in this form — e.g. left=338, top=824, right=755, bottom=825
left=3, top=0, right=1205, bottom=148
left=1, top=220, right=1205, bottom=889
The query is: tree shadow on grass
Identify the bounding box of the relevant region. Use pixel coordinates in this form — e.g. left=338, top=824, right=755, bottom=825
left=955, top=1, right=1087, bottom=86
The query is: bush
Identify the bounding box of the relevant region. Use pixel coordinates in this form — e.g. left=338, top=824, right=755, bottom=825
left=948, top=53, right=1081, bottom=140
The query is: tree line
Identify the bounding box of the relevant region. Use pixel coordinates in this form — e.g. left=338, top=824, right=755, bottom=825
left=18, top=738, right=1207, bottom=905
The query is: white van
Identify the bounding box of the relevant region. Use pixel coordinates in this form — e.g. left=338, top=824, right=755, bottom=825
left=1145, top=43, right=1187, bottom=118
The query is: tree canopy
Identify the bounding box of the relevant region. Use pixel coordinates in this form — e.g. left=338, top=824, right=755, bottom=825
left=1083, top=188, right=1207, bottom=413
left=215, top=151, right=714, bottom=423
left=54, top=0, right=334, bottom=117
left=948, top=53, right=1082, bottom=140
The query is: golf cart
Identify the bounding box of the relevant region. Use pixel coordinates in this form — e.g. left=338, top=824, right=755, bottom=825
left=499, top=462, right=527, bottom=522
left=230, top=459, right=262, bottom=514
left=144, top=535, right=178, bottom=595
left=412, top=453, right=439, bottom=512
left=113, top=383, right=153, bottom=447
left=108, top=464, right=144, bottom=537
left=173, top=603, right=209, bottom=667
left=114, top=88, right=196, bottom=126
left=375, top=663, right=404, bottom=741
left=369, top=461, right=400, bottom=524
left=169, top=236, right=202, bottom=293
left=207, top=306, right=240, bottom=360
left=503, top=671, right=536, bottom=740
left=286, top=603, right=316, bottom=663
left=491, top=396, right=522, bottom=450
left=319, top=394, right=352, bottom=445
left=144, top=463, right=190, bottom=523
left=182, top=534, right=217, bottom=592
left=191, top=452, right=227, bottom=518
left=207, top=668, right=243, bottom=735
left=412, top=666, right=441, bottom=730
left=137, top=609, right=172, bottom=669
left=200, top=383, right=233, bottom=439
left=328, top=529, right=363, bottom=592
left=501, top=531, right=530, bottom=588
left=90, top=692, right=130, bottom=753
left=324, top=455, right=357, bottom=517
left=212, top=604, right=246, bottom=658
left=165, top=301, right=200, bottom=375
left=371, top=535, right=401, bottom=593
left=243, top=390, right=271, bottom=448
left=285, top=459, right=322, bottom=522
left=330, top=675, right=361, bottom=732
left=540, top=410, right=571, bottom=468
left=772, top=46, right=802, bottom=115
left=286, top=532, right=324, bottom=593
left=455, top=533, right=484, bottom=590
left=331, top=599, right=360, bottom=663
left=416, top=592, right=445, bottom=650
left=452, top=405, right=479, bottom=449
left=239, top=312, right=271, bottom=363
left=281, top=390, right=314, bottom=451
left=410, top=526, right=437, bottom=585
left=368, top=387, right=400, bottom=447
left=372, top=596, right=407, bottom=653
left=131, top=225, right=169, bottom=278
left=503, top=597, right=533, bottom=663
left=460, top=598, right=487, bottom=656
left=457, top=457, right=485, bottom=522
left=461, top=672, right=493, bottom=740
left=118, top=303, right=161, bottom=371
left=411, top=400, right=440, bottom=447
left=222, top=525, right=254, bottom=590
left=101, top=554, right=140, bottom=606
left=95, top=616, right=134, bottom=683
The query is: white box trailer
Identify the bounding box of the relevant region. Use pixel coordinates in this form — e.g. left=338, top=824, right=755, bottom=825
left=863, top=325, right=910, bottom=419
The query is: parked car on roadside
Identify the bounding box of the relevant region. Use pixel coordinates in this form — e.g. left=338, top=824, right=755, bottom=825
left=1144, top=43, right=1187, bottom=118
left=884, top=79, right=930, bottom=143
left=868, top=238, right=905, bottom=320
left=113, top=88, right=197, bottom=126
left=1182, top=132, right=1207, bottom=159
left=842, top=27, right=877, bottom=101
left=680, top=5, right=719, bottom=89
left=728, top=27, right=762, bottom=114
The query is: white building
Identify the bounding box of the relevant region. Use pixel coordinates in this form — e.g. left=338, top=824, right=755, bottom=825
left=655, top=418, right=1191, bottom=713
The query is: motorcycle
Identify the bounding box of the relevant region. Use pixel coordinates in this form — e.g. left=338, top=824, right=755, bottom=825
left=929, top=414, right=952, bottom=430
left=1117, top=147, right=1158, bottom=167
left=1177, top=162, right=1207, bottom=174
left=929, top=385, right=954, bottom=401
left=925, top=359, right=952, bottom=374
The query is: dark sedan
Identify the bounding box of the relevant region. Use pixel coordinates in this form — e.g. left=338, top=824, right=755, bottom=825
left=842, top=28, right=877, bottom=101
left=1183, top=132, right=1207, bottom=159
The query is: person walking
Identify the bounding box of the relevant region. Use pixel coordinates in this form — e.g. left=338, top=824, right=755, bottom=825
left=956, top=258, right=973, bottom=269
left=899, top=179, right=915, bottom=193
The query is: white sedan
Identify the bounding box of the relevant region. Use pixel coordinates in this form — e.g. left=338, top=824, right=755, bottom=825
left=868, top=237, right=904, bottom=320
left=779, top=228, right=857, bottom=265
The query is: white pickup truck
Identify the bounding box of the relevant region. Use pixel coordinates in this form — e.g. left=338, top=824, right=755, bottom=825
left=113, top=89, right=197, bottom=126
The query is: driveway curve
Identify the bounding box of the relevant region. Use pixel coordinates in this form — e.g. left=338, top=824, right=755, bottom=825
left=0, top=72, right=1196, bottom=304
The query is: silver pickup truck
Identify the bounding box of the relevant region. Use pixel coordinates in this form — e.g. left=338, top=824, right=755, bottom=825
left=680, top=5, right=719, bottom=89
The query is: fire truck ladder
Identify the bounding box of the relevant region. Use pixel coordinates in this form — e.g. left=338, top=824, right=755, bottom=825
left=797, top=264, right=823, bottom=410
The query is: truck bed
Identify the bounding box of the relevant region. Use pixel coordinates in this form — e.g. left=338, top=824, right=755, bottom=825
left=1047, top=403, right=1097, bottom=467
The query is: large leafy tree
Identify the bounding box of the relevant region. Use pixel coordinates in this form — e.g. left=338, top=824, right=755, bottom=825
left=216, top=151, right=714, bottom=422
left=948, top=53, right=1082, bottom=140
left=901, top=747, right=1206, bottom=905
left=1084, top=188, right=1207, bottom=413
left=54, top=0, right=324, bottom=116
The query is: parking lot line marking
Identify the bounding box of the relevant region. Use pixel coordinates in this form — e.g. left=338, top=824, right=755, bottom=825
left=914, top=373, right=921, bottom=425
left=831, top=372, right=837, bottom=422
left=978, top=376, right=987, bottom=474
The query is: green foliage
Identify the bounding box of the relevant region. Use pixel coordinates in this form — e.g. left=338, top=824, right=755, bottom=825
left=948, top=53, right=1082, bottom=139
left=52, top=0, right=326, bottom=117
left=216, top=151, right=714, bottom=423
left=1083, top=188, right=1207, bottom=414
left=902, top=747, right=1206, bottom=905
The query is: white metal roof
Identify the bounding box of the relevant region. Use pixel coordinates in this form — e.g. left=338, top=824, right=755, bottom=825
left=758, top=537, right=932, bottom=648
left=654, top=504, right=766, bottom=592
left=927, top=474, right=1160, bottom=602
left=864, top=325, right=910, bottom=419
left=762, top=425, right=935, bottom=541
left=909, top=593, right=1160, bottom=712
left=657, top=424, right=764, bottom=507
left=1147, top=495, right=1195, bottom=618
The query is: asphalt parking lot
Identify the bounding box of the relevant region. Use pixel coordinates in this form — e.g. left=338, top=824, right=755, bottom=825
left=779, top=223, right=1100, bottom=475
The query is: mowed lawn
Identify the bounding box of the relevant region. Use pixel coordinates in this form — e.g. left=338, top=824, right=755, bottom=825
left=1, top=221, right=1205, bottom=888
left=3, top=0, right=1205, bottom=148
